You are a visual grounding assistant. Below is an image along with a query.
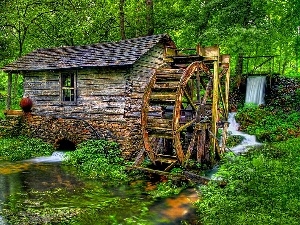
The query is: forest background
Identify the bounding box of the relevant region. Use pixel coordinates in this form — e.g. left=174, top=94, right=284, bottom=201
left=0, top=0, right=300, bottom=98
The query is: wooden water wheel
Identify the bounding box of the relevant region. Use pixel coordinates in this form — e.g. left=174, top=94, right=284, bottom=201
left=139, top=46, right=230, bottom=171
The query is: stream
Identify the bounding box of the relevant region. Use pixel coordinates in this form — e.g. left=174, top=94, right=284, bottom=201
left=206, top=112, right=261, bottom=178
left=0, top=152, right=199, bottom=225
left=0, top=113, right=260, bottom=225
left=227, top=112, right=261, bottom=154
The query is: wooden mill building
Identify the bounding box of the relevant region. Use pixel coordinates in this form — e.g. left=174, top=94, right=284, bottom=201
left=2, top=34, right=230, bottom=165
left=2, top=34, right=176, bottom=156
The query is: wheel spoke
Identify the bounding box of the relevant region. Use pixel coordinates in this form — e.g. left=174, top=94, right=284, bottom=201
left=182, top=87, right=197, bottom=110
left=196, top=70, right=201, bottom=102
left=176, top=118, right=196, bottom=133
left=184, top=129, right=197, bottom=164
left=197, top=129, right=205, bottom=162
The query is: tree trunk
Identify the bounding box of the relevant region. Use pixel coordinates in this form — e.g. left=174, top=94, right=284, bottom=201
left=145, top=0, right=154, bottom=35
left=119, top=0, right=126, bottom=40
left=6, top=73, right=12, bottom=110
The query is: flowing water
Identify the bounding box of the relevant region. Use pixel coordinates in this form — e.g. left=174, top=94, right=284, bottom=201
left=227, top=112, right=261, bottom=154
left=245, top=76, right=266, bottom=105
left=0, top=152, right=199, bottom=225
left=206, top=112, right=261, bottom=179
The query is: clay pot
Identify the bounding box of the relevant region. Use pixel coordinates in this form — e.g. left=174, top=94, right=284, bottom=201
left=20, top=97, right=33, bottom=112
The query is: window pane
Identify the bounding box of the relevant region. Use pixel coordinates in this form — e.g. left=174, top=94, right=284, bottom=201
left=61, top=72, right=75, bottom=102
left=70, top=74, right=74, bottom=87
left=63, top=89, right=75, bottom=101
left=63, top=75, right=71, bottom=87
left=70, top=89, right=74, bottom=101
left=63, top=89, right=70, bottom=101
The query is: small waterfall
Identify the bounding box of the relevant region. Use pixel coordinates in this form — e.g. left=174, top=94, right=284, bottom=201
left=207, top=113, right=262, bottom=179
left=26, top=151, right=66, bottom=163
left=245, top=76, right=266, bottom=105
left=228, top=112, right=261, bottom=154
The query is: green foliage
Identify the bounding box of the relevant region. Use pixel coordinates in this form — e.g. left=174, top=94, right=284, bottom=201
left=0, top=0, right=299, bottom=111
left=0, top=136, right=55, bottom=161
left=64, top=139, right=127, bottom=181
left=226, top=134, right=245, bottom=148
left=0, top=0, right=299, bottom=76
left=170, top=167, right=184, bottom=175
left=235, top=105, right=300, bottom=142
left=149, top=180, right=187, bottom=199
left=0, top=98, right=7, bottom=119
left=196, top=138, right=300, bottom=224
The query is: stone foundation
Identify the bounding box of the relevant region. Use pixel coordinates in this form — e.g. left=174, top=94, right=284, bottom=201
left=20, top=113, right=143, bottom=159
left=0, top=115, right=23, bottom=137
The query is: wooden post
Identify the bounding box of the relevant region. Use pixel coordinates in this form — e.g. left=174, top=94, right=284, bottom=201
left=197, top=123, right=206, bottom=163
left=225, top=65, right=230, bottom=117
left=221, top=59, right=230, bottom=154
left=6, top=73, right=12, bottom=110
left=211, top=59, right=219, bottom=161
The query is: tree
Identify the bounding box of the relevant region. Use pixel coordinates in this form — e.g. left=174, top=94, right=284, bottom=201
left=0, top=0, right=57, bottom=57
left=0, top=0, right=299, bottom=78
left=120, top=0, right=126, bottom=39
left=145, top=0, right=154, bottom=35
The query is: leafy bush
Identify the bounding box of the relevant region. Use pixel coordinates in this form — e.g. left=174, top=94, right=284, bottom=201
left=64, top=139, right=128, bottom=181
left=195, top=138, right=300, bottom=225
left=266, top=77, right=300, bottom=111
left=148, top=180, right=187, bottom=199
left=0, top=136, right=55, bottom=161
left=235, top=105, right=300, bottom=142
left=226, top=134, right=244, bottom=147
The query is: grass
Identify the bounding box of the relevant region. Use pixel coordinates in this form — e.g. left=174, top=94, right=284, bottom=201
left=63, top=139, right=128, bottom=181
left=196, top=139, right=300, bottom=224
left=195, top=104, right=300, bottom=224
left=236, top=105, right=300, bottom=142
left=0, top=136, right=55, bottom=161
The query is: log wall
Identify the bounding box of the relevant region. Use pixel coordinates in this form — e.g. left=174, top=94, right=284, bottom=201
left=21, top=44, right=166, bottom=158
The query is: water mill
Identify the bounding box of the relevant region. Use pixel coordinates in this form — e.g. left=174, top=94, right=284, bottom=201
left=0, top=2, right=299, bottom=222
left=137, top=46, right=230, bottom=171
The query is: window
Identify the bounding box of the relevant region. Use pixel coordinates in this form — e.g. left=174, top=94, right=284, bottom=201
left=61, top=72, right=76, bottom=102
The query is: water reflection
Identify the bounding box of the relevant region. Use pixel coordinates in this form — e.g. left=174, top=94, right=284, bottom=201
left=148, top=188, right=199, bottom=224
left=20, top=164, right=82, bottom=192
left=0, top=157, right=199, bottom=225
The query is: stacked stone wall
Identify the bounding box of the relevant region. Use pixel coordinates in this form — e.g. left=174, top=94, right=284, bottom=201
left=0, top=115, right=22, bottom=137
left=20, top=113, right=141, bottom=159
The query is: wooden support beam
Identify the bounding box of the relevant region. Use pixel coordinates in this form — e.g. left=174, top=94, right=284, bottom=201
left=127, top=166, right=212, bottom=185
left=225, top=60, right=230, bottom=118
left=133, top=148, right=146, bottom=166
left=6, top=73, right=12, bottom=110
left=211, top=60, right=219, bottom=162
left=220, top=57, right=230, bottom=154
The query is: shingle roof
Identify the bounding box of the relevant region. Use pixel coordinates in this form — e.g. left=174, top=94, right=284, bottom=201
left=2, top=34, right=174, bottom=72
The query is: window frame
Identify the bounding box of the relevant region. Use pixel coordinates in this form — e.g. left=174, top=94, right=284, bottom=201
left=60, top=71, right=77, bottom=105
